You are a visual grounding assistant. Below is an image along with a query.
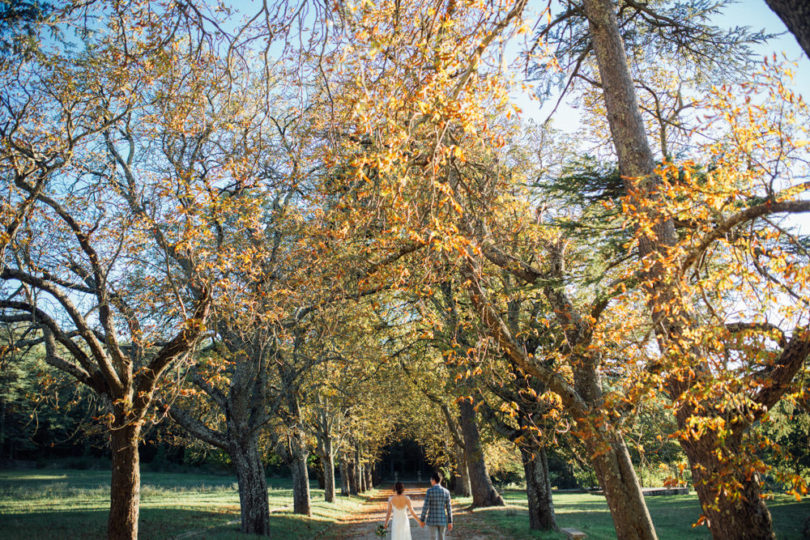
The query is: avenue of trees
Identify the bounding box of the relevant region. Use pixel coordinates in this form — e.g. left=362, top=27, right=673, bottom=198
left=1, top=1, right=809, bottom=539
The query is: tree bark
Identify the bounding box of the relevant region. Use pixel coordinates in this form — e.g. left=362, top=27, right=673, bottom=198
left=580, top=0, right=779, bottom=538
left=340, top=457, right=350, bottom=496
left=585, top=432, right=656, bottom=540
left=678, top=420, right=775, bottom=539
left=765, top=0, right=810, bottom=58
left=108, top=421, right=141, bottom=540
left=357, top=463, right=368, bottom=493
left=458, top=399, right=504, bottom=507
left=354, top=447, right=365, bottom=492
left=454, top=444, right=472, bottom=497
left=364, top=465, right=373, bottom=491
left=347, top=457, right=358, bottom=495
left=520, top=446, right=556, bottom=531
left=321, top=437, right=336, bottom=502
left=290, top=445, right=312, bottom=516
left=231, top=439, right=271, bottom=536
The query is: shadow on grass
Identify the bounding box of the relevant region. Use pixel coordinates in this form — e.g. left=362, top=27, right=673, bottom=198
left=0, top=506, right=338, bottom=540
left=461, top=491, right=809, bottom=540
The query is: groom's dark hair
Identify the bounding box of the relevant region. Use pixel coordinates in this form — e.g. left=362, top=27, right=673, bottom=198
left=430, top=472, right=442, bottom=484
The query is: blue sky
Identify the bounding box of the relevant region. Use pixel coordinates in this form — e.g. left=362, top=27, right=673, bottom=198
left=527, top=0, right=809, bottom=128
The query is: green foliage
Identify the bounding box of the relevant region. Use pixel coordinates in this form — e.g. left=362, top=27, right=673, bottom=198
left=758, top=396, right=810, bottom=485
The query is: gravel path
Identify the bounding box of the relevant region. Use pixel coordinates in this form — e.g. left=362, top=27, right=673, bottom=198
left=329, top=484, right=490, bottom=540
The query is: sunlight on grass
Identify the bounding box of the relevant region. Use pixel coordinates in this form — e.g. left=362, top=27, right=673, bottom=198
left=1, top=472, right=807, bottom=539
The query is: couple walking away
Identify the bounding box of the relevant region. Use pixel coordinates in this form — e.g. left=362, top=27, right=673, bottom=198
left=383, top=472, right=453, bottom=540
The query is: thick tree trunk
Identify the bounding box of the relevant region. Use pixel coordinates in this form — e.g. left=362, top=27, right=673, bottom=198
left=520, top=446, right=556, bottom=531
left=230, top=439, right=270, bottom=536
left=340, top=458, right=350, bottom=496
left=765, top=0, right=810, bottom=58
left=321, top=438, right=336, bottom=502
left=290, top=447, right=311, bottom=516
left=454, top=445, right=472, bottom=497
left=678, top=421, right=775, bottom=539
left=585, top=431, right=657, bottom=540
left=108, top=422, right=142, bottom=540
left=580, top=0, right=778, bottom=538
left=458, top=400, right=504, bottom=507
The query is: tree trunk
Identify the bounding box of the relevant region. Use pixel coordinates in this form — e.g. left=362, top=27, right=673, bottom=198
left=315, top=461, right=326, bottom=490
left=458, top=399, right=504, bottom=507
left=581, top=0, right=778, bottom=538
left=347, top=458, right=358, bottom=495
left=0, top=400, right=6, bottom=460
left=108, top=421, right=142, bottom=540
left=585, top=432, right=657, bottom=540
left=230, top=438, right=271, bottom=536
left=678, top=423, right=775, bottom=539
left=290, top=446, right=311, bottom=516
left=454, top=445, right=472, bottom=497
left=364, top=465, right=373, bottom=490
left=357, top=463, right=368, bottom=493
left=321, top=437, right=336, bottom=502
left=765, top=0, right=810, bottom=58
left=520, top=446, right=556, bottom=531
left=340, top=458, right=350, bottom=496
left=354, top=447, right=365, bottom=492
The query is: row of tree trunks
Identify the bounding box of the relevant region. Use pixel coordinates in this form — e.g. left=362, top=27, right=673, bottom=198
left=464, top=267, right=655, bottom=539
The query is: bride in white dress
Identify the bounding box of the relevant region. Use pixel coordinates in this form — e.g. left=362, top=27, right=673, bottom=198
left=383, top=482, right=422, bottom=540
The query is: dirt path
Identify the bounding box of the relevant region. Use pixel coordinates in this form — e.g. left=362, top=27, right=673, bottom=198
left=327, top=484, right=489, bottom=540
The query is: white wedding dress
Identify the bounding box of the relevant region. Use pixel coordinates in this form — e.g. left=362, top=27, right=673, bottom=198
left=389, top=499, right=412, bottom=540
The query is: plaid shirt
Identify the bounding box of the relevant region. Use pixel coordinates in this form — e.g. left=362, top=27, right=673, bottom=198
left=420, top=484, right=452, bottom=526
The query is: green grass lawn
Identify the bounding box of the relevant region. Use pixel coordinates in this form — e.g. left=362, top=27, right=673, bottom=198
left=455, top=488, right=810, bottom=540
left=0, top=470, right=807, bottom=539
left=0, top=469, right=366, bottom=539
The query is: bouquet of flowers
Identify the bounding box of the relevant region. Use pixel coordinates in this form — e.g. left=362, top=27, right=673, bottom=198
left=375, top=524, right=388, bottom=537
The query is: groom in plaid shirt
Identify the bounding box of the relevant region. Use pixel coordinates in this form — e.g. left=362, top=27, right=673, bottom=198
left=419, top=471, right=453, bottom=539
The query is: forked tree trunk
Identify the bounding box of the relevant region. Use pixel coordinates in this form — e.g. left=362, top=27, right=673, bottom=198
left=586, top=431, right=656, bottom=540
left=458, top=400, right=504, bottom=507
left=678, top=424, right=774, bottom=539
left=520, top=447, right=556, bottom=531
left=290, top=447, right=311, bottom=516
left=454, top=445, right=472, bottom=497
left=231, top=439, right=270, bottom=536
left=108, top=421, right=142, bottom=540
